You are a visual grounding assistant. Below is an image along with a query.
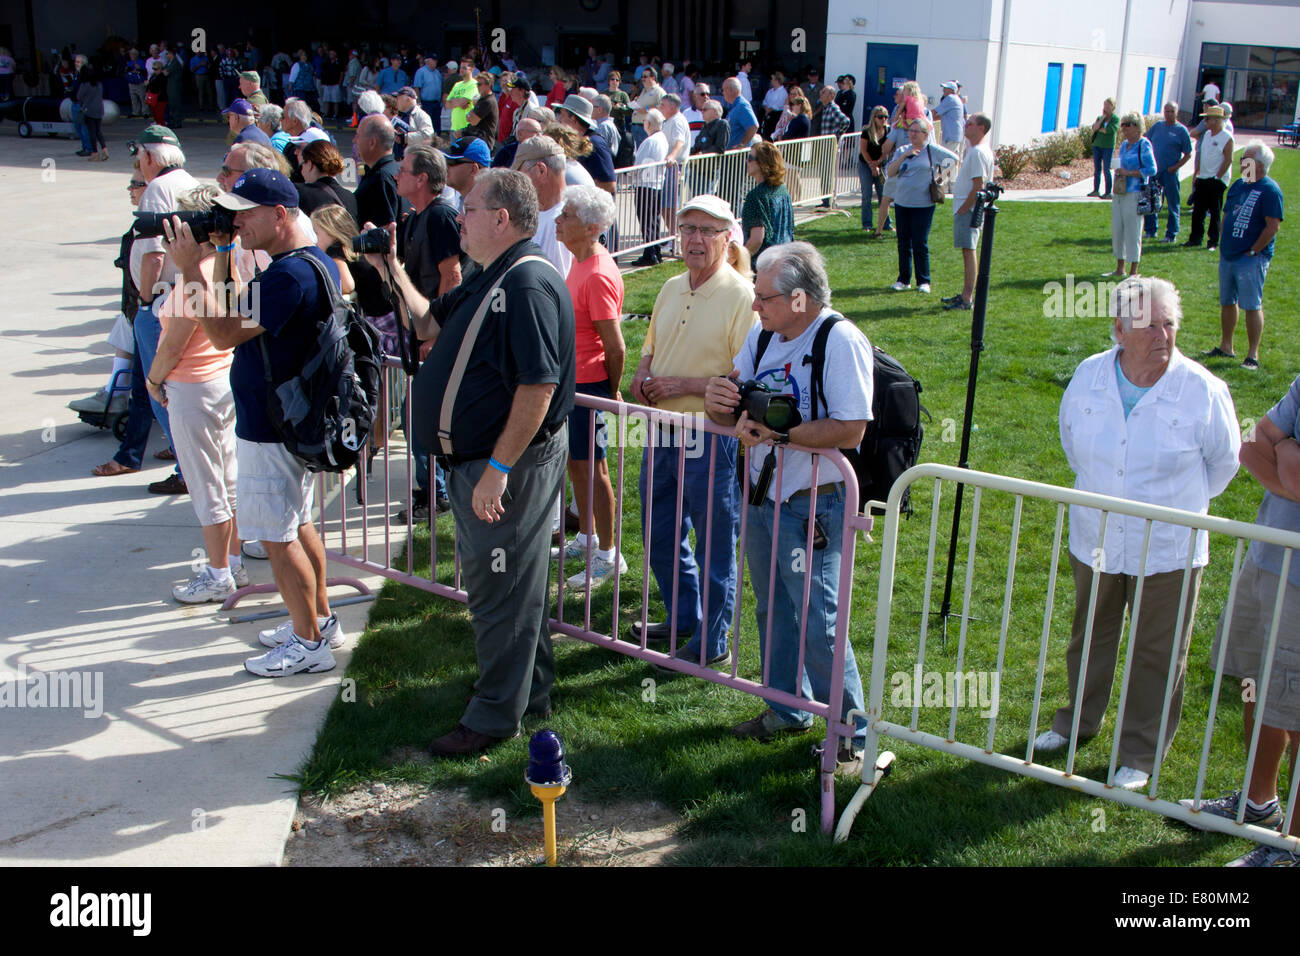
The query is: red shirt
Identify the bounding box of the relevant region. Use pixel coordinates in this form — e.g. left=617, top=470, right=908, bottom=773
left=564, top=248, right=624, bottom=384
left=498, top=92, right=519, bottom=143
left=546, top=81, right=568, bottom=108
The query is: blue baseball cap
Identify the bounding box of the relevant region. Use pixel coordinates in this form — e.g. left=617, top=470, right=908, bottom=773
left=222, top=97, right=256, bottom=116
left=442, top=137, right=491, bottom=166
left=213, top=168, right=300, bottom=211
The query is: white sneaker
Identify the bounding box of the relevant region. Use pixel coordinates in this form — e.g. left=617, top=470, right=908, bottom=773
left=172, top=570, right=237, bottom=605
left=259, top=614, right=347, bottom=649
left=551, top=538, right=590, bottom=562
left=889, top=281, right=908, bottom=292
left=244, top=636, right=336, bottom=677
left=231, top=564, right=250, bottom=589
left=918, top=282, right=931, bottom=293
left=1033, top=729, right=1069, bottom=752
left=565, top=553, right=628, bottom=591
left=1114, top=766, right=1150, bottom=790
left=241, top=540, right=268, bottom=560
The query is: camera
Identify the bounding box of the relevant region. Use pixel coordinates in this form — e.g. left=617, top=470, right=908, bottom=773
left=391, top=116, right=412, bottom=138
left=970, top=181, right=1003, bottom=230
left=351, top=227, right=391, bottom=255
left=736, top=380, right=802, bottom=432
left=133, top=208, right=236, bottom=244
left=126, top=140, right=139, bottom=156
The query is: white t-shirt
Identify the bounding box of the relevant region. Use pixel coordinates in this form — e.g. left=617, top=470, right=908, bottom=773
left=535, top=202, right=573, bottom=278
left=1203, top=82, right=1221, bottom=102
left=953, top=140, right=994, bottom=209
left=763, top=86, right=788, bottom=113
left=130, top=167, right=201, bottom=294
left=732, top=309, right=875, bottom=503
left=681, top=106, right=703, bottom=145
left=662, top=112, right=690, bottom=160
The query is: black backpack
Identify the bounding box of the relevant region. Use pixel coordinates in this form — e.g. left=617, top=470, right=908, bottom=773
left=615, top=126, right=636, bottom=169
left=754, top=314, right=928, bottom=516
left=257, top=250, right=383, bottom=473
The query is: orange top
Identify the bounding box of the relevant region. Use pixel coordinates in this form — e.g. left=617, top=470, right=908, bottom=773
left=158, top=249, right=265, bottom=383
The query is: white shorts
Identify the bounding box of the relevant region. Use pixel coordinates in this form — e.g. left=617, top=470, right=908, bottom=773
left=235, top=438, right=315, bottom=543
left=322, top=84, right=342, bottom=104
left=167, top=379, right=237, bottom=527
left=107, top=313, right=135, bottom=353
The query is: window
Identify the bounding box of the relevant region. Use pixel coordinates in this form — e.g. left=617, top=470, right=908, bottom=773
left=1067, top=64, right=1086, bottom=127
left=1143, top=67, right=1154, bottom=114
left=1156, top=68, right=1166, bottom=111
left=1042, top=62, right=1063, bottom=133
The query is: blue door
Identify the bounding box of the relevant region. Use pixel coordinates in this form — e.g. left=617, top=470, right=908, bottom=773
left=863, top=43, right=919, bottom=118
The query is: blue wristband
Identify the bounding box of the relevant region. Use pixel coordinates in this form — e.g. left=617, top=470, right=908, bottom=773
left=215, top=242, right=236, bottom=253
left=488, top=457, right=511, bottom=475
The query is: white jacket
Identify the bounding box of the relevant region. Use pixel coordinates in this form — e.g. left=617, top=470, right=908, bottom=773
left=402, top=105, right=434, bottom=148
left=1060, top=346, right=1240, bottom=575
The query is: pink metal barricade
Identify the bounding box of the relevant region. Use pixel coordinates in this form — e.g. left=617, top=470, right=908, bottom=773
left=310, top=361, right=873, bottom=834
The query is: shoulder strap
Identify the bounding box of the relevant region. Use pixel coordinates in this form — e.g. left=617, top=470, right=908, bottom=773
left=803, top=313, right=842, bottom=421
left=754, top=329, right=774, bottom=371
left=257, top=248, right=343, bottom=386
left=437, top=254, right=556, bottom=455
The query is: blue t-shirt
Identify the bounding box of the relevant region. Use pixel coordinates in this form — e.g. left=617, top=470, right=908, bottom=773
left=727, top=96, right=759, bottom=147
left=892, top=142, right=959, bottom=208
left=1251, top=374, right=1300, bottom=586
left=233, top=124, right=273, bottom=148
left=579, top=129, right=616, bottom=184
left=1220, top=176, right=1284, bottom=261
left=1145, top=120, right=1191, bottom=170
left=190, top=54, right=209, bottom=75
left=231, top=246, right=340, bottom=443
left=376, top=67, right=408, bottom=94
left=1115, top=357, right=1151, bottom=419
left=413, top=65, right=442, bottom=102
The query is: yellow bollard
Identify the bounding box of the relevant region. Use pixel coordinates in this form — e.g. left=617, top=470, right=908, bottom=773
left=526, top=730, right=572, bottom=867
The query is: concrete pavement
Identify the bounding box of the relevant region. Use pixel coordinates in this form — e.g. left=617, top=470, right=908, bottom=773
left=0, top=117, right=393, bottom=866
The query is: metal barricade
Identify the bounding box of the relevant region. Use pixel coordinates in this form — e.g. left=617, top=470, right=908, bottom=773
left=835, top=462, right=1300, bottom=853
left=312, top=361, right=873, bottom=834
left=834, top=131, right=863, bottom=203
left=611, top=157, right=676, bottom=260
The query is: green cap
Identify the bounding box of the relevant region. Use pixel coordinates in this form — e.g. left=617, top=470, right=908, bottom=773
left=238, top=70, right=260, bottom=84
left=138, top=124, right=180, bottom=147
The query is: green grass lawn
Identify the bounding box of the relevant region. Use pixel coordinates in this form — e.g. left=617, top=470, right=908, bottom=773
left=298, top=149, right=1298, bottom=865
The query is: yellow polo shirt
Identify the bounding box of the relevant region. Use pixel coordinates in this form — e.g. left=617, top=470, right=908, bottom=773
left=644, top=264, right=757, bottom=413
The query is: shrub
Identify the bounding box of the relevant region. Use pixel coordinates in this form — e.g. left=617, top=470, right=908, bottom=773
left=994, top=143, right=1032, bottom=182
left=1075, top=125, right=1094, bottom=159
left=1029, top=131, right=1079, bottom=172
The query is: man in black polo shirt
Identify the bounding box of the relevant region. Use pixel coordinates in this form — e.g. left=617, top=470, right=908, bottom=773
left=164, top=169, right=347, bottom=677
left=354, top=113, right=409, bottom=228
left=367, top=168, right=575, bottom=755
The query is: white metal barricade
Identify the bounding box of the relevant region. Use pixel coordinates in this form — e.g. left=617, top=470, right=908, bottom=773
left=836, top=463, right=1300, bottom=853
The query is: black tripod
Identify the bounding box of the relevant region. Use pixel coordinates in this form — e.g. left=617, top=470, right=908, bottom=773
left=936, top=182, right=1002, bottom=642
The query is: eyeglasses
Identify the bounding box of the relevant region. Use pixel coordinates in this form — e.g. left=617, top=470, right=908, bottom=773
left=127, top=181, right=146, bottom=190
left=754, top=289, right=785, bottom=304
left=1120, top=121, right=1136, bottom=127
left=220, top=165, right=247, bottom=177
left=678, top=224, right=728, bottom=238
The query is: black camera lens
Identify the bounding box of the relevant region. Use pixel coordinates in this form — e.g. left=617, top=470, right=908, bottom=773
left=351, top=227, right=390, bottom=255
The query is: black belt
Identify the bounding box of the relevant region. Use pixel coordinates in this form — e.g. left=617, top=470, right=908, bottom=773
left=439, top=421, right=563, bottom=466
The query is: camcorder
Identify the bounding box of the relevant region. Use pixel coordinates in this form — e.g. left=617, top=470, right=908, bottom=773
left=133, top=208, right=236, bottom=244
left=969, top=181, right=1003, bottom=230
left=352, top=227, right=390, bottom=255
left=736, top=380, right=801, bottom=432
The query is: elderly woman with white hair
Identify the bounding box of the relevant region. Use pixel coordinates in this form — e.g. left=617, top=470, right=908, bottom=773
left=1037, top=276, right=1240, bottom=791
left=632, top=108, right=669, bottom=265
left=1107, top=110, right=1157, bottom=278
left=257, top=102, right=289, bottom=153
left=554, top=185, right=628, bottom=590
left=1207, top=139, right=1284, bottom=371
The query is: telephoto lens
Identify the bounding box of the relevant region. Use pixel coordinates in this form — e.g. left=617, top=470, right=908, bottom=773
left=133, top=208, right=235, bottom=244
left=736, top=380, right=802, bottom=432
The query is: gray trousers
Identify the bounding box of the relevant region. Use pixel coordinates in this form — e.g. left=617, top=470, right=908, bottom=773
left=448, top=426, right=567, bottom=738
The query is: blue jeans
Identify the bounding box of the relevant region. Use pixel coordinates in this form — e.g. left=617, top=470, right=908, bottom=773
left=71, top=102, right=92, bottom=152
left=746, top=485, right=866, bottom=742
left=894, top=204, right=936, bottom=286
left=1092, top=147, right=1113, bottom=194
left=639, top=431, right=739, bottom=658
left=114, top=307, right=180, bottom=475
left=857, top=162, right=885, bottom=229
left=1144, top=168, right=1182, bottom=239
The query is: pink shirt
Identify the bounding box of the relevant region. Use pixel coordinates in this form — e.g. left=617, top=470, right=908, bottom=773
left=564, top=248, right=624, bottom=385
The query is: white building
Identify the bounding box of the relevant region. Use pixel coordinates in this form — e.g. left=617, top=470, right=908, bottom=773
left=825, top=0, right=1300, bottom=146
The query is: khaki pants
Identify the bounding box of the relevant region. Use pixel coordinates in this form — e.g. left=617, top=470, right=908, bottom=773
left=1051, top=554, right=1202, bottom=772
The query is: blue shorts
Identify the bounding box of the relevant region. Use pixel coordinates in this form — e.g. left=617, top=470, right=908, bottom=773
left=568, top=381, right=611, bottom=461
left=1219, top=254, right=1270, bottom=311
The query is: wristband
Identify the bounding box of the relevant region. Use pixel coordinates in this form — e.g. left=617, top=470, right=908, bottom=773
left=488, top=457, right=511, bottom=475
left=147, top=376, right=162, bottom=388
left=215, top=242, right=235, bottom=252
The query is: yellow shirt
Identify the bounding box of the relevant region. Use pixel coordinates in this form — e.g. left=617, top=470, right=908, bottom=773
left=644, top=264, right=757, bottom=413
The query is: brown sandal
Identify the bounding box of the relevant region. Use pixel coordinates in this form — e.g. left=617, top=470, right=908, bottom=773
left=92, top=460, right=139, bottom=477
left=155, top=447, right=175, bottom=461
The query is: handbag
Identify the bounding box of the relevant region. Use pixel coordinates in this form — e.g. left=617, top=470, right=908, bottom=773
left=927, top=146, right=945, bottom=204
left=1113, top=172, right=1127, bottom=195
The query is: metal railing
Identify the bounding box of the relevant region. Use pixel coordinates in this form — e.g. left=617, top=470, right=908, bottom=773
left=835, top=462, right=1300, bottom=852
left=309, top=362, right=873, bottom=834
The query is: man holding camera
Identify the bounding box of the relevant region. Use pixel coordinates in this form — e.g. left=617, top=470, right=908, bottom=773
left=362, top=168, right=575, bottom=756
left=705, top=241, right=872, bottom=770
left=93, top=125, right=196, bottom=493
left=163, top=168, right=346, bottom=677
left=629, top=195, right=757, bottom=669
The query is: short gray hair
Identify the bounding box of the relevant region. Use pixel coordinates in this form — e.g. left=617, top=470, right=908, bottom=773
left=1109, top=275, right=1182, bottom=340
left=176, top=183, right=221, bottom=213
left=360, top=114, right=396, bottom=152
left=703, top=99, right=724, bottom=118
left=562, top=184, right=616, bottom=230
left=755, top=241, right=832, bottom=309
left=235, top=142, right=283, bottom=172
left=143, top=143, right=186, bottom=168
left=284, top=98, right=313, bottom=128
left=257, top=103, right=283, bottom=132
left=644, top=108, right=664, bottom=132
left=662, top=93, right=681, bottom=107
left=406, top=145, right=446, bottom=195
left=521, top=105, right=555, bottom=126
left=476, top=168, right=538, bottom=236
left=1242, top=139, right=1275, bottom=176
left=1119, top=110, right=1143, bottom=129
left=578, top=86, right=598, bottom=102
left=594, top=94, right=612, bottom=115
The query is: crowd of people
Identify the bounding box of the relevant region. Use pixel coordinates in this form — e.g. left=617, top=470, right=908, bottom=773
left=53, top=32, right=1294, bottom=864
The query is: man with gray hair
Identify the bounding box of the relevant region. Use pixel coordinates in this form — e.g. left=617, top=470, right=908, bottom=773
left=354, top=113, right=408, bottom=228
left=363, top=168, right=576, bottom=756
left=944, top=112, right=994, bottom=311
left=704, top=240, right=874, bottom=772
left=1143, top=101, right=1193, bottom=243
left=1206, top=139, right=1284, bottom=370
left=593, top=94, right=619, bottom=151
left=513, top=136, right=574, bottom=276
